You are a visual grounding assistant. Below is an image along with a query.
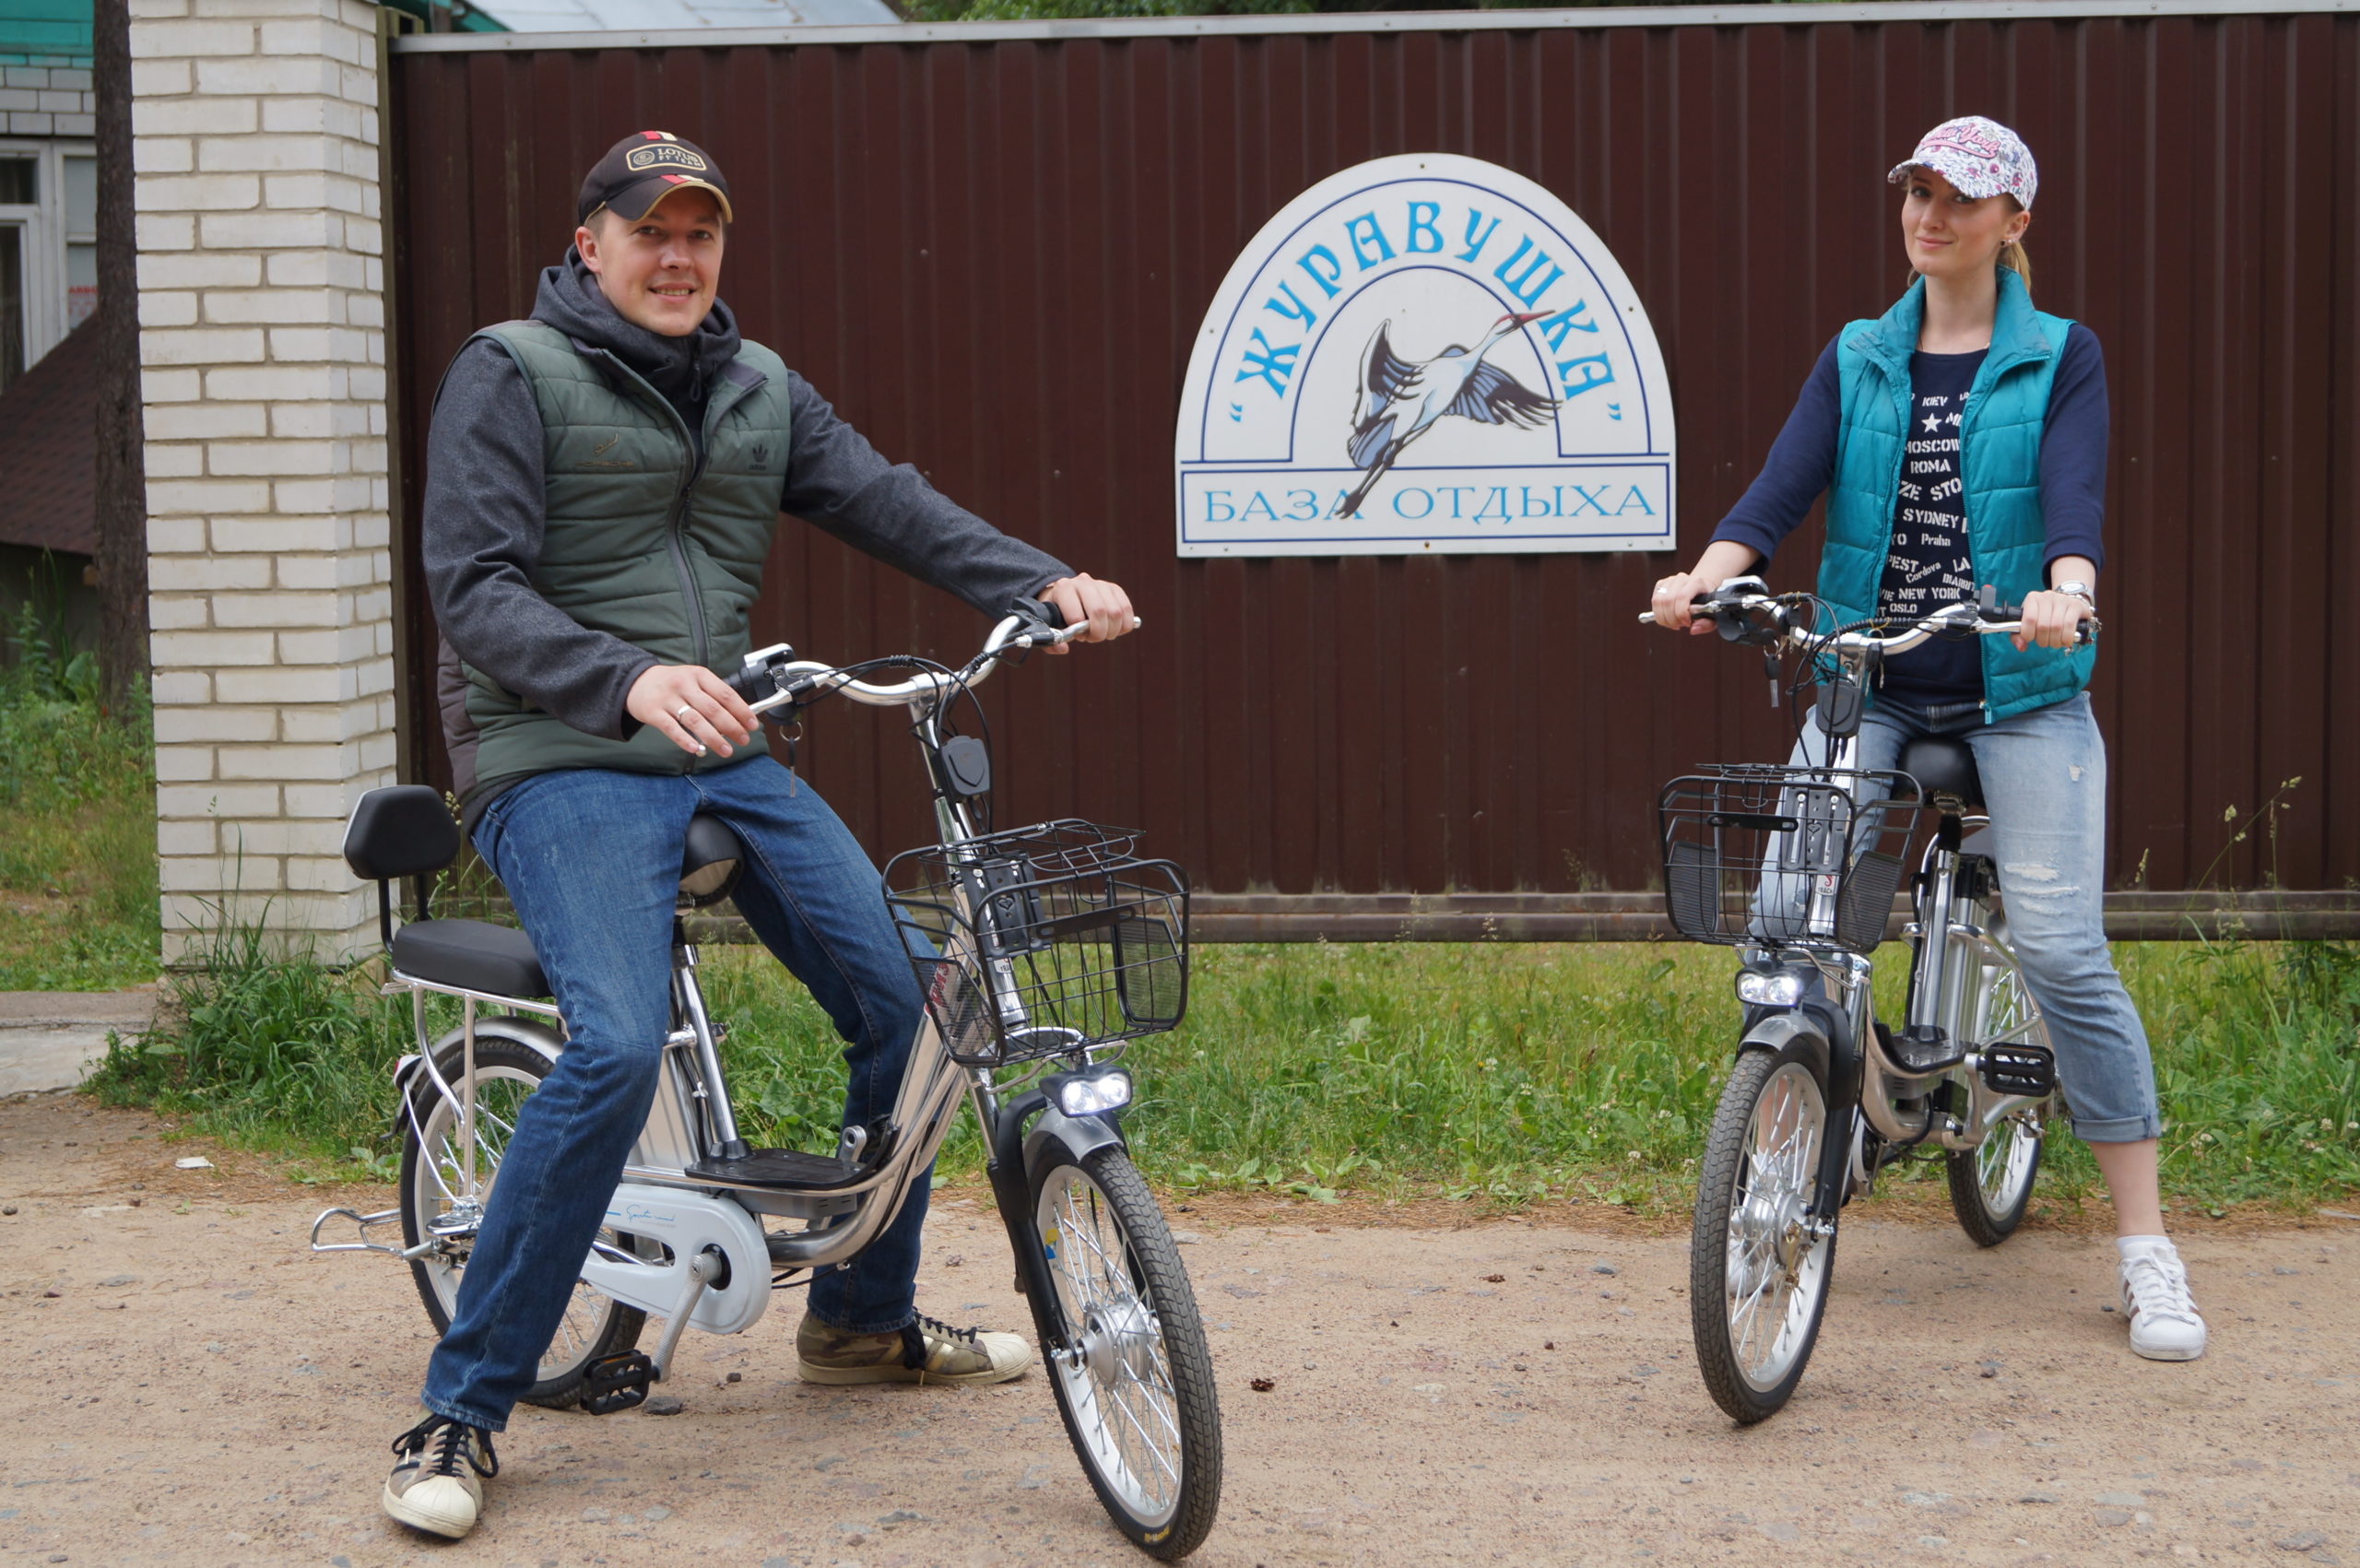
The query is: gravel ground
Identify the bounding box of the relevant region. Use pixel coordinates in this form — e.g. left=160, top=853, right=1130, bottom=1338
left=3, top=1092, right=2355, bottom=1567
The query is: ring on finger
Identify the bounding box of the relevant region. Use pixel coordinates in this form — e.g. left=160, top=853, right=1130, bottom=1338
left=675, top=702, right=699, bottom=725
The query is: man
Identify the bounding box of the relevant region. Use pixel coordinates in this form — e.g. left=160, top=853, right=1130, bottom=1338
left=384, top=130, right=1136, bottom=1540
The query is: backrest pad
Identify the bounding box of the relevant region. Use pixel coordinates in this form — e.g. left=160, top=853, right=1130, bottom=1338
left=343, top=785, right=462, bottom=881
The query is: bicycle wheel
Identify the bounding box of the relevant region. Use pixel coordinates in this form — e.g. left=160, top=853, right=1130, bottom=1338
left=1691, top=1043, right=1838, bottom=1424
left=1025, top=1144, right=1221, bottom=1559
left=1946, top=955, right=2050, bottom=1246
left=396, top=1032, right=646, bottom=1409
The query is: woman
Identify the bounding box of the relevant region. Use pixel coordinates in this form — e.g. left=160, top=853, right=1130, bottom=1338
left=1647, top=116, right=2205, bottom=1362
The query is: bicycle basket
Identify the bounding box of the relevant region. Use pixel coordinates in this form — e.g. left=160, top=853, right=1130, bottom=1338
left=1658, top=766, right=1922, bottom=954
left=883, top=819, right=1191, bottom=1068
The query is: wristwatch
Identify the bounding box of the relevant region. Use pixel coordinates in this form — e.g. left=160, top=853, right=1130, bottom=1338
left=2050, top=580, right=2096, bottom=611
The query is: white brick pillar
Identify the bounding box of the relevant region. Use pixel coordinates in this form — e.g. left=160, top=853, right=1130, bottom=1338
left=130, top=0, right=393, bottom=960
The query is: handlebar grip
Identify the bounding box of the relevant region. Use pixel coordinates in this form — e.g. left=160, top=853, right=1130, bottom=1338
left=1012, top=594, right=1067, bottom=631
left=1639, top=595, right=1718, bottom=627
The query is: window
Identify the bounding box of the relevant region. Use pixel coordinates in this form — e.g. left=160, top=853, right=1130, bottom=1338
left=0, top=141, right=98, bottom=395
left=64, top=153, right=94, bottom=331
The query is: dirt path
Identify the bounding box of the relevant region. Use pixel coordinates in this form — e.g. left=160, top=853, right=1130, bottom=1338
left=4, top=1093, right=2354, bottom=1567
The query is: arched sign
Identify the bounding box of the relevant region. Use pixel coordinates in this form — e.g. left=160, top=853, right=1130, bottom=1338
left=1175, top=154, right=1676, bottom=557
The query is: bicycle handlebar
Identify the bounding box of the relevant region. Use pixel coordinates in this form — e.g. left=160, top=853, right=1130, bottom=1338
left=727, top=600, right=1137, bottom=716
left=1638, top=583, right=2096, bottom=655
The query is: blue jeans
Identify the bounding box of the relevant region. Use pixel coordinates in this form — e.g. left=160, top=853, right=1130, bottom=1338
left=1788, top=690, right=2161, bottom=1144
left=419, top=756, right=929, bottom=1432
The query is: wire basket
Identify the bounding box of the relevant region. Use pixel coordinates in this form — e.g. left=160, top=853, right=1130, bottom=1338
left=884, top=819, right=1191, bottom=1068
left=1658, top=766, right=1923, bottom=954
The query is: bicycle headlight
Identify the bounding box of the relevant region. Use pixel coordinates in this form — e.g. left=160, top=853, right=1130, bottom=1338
left=1053, top=1069, right=1133, bottom=1118
left=1735, top=969, right=1807, bottom=1008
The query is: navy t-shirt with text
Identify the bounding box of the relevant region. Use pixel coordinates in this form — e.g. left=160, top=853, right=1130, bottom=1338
left=1878, top=349, right=1983, bottom=702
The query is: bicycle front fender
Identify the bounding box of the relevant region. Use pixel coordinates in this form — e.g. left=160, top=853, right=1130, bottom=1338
left=1738, top=1009, right=1829, bottom=1078
left=1739, top=1008, right=1858, bottom=1220
left=1021, top=1101, right=1127, bottom=1181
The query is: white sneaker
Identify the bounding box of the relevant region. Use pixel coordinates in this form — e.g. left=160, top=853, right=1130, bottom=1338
left=382, top=1414, right=498, bottom=1539
left=2118, top=1240, right=2207, bottom=1362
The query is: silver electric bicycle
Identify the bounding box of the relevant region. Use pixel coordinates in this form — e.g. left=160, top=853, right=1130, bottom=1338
left=313, top=603, right=1223, bottom=1559
left=1644, top=579, right=2089, bottom=1423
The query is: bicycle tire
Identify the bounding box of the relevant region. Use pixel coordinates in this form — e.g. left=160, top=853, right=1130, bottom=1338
left=1690, top=1043, right=1838, bottom=1425
left=1945, top=945, right=2050, bottom=1247
left=395, top=1032, right=646, bottom=1410
left=1024, top=1144, right=1221, bottom=1560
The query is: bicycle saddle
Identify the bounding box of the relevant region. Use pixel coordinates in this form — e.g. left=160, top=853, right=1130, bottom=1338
left=678, top=813, right=745, bottom=908
left=376, top=816, right=743, bottom=997
left=1900, top=737, right=1985, bottom=815
left=341, top=785, right=549, bottom=999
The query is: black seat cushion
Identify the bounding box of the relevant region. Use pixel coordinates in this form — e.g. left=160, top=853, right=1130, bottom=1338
left=390, top=918, right=549, bottom=999
left=1900, top=737, right=1985, bottom=813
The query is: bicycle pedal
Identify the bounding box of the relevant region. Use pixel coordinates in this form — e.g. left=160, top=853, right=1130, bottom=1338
left=1978, top=1044, right=2056, bottom=1098
left=581, top=1350, right=654, bottom=1415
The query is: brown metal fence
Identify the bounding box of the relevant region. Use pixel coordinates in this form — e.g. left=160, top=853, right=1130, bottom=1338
left=387, top=2, right=2360, bottom=937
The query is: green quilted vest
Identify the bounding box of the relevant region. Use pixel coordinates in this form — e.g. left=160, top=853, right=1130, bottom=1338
left=460, top=321, right=791, bottom=791
left=1821, top=269, right=2096, bottom=723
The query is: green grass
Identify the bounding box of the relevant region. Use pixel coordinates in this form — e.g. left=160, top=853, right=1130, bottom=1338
left=0, top=592, right=159, bottom=990
left=89, top=918, right=2360, bottom=1214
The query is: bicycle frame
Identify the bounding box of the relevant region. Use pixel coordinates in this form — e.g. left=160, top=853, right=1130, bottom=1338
left=1800, top=713, right=2047, bottom=1167
left=315, top=612, right=1122, bottom=1371
left=1705, top=596, right=2059, bottom=1197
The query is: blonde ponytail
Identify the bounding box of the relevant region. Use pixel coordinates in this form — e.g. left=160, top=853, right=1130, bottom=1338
left=1999, top=237, right=2034, bottom=297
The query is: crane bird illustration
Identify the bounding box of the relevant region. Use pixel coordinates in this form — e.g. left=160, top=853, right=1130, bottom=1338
left=1334, top=311, right=1559, bottom=518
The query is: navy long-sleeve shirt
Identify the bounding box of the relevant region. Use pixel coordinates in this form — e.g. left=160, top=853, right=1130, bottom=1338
left=1709, top=323, right=2107, bottom=701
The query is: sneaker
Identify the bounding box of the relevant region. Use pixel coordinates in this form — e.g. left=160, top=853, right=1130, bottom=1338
left=796, top=1310, right=1032, bottom=1386
left=382, top=1414, right=499, bottom=1539
left=2118, top=1241, right=2207, bottom=1362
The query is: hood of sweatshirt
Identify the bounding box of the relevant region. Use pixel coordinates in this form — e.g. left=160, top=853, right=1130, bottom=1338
left=530, top=245, right=742, bottom=425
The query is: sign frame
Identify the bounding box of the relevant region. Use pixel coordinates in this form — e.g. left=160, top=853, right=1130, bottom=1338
left=1174, top=154, right=1678, bottom=559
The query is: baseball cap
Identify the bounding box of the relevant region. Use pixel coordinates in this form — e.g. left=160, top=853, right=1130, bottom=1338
left=576, top=131, right=736, bottom=226
left=1887, top=115, right=2037, bottom=210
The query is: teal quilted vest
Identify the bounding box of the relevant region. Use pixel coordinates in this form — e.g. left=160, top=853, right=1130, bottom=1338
left=1821, top=269, right=2095, bottom=723
left=460, top=321, right=791, bottom=788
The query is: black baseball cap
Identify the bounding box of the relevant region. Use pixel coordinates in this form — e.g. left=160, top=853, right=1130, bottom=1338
left=576, top=131, right=736, bottom=226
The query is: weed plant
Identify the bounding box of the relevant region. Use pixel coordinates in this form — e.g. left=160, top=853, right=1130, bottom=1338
left=92, top=916, right=2359, bottom=1212
left=87, top=908, right=423, bottom=1178
left=0, top=584, right=159, bottom=988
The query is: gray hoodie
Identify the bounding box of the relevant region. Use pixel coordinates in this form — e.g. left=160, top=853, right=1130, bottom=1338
left=423, top=251, right=1072, bottom=815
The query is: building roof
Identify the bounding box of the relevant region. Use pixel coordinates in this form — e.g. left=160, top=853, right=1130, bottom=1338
left=471, top=0, right=897, bottom=29
left=0, top=317, right=96, bottom=557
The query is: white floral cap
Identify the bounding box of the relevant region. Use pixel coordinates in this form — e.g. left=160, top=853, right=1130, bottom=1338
left=1887, top=115, right=2037, bottom=210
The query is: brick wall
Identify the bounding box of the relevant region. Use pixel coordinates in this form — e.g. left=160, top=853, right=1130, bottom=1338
left=130, top=0, right=393, bottom=959
left=0, top=58, right=97, bottom=137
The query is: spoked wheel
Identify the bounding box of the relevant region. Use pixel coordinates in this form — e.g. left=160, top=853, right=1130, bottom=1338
left=1691, top=1044, right=1837, bottom=1424
left=396, top=1031, right=645, bottom=1409
left=1947, top=951, right=2052, bottom=1246
left=1026, top=1145, right=1221, bottom=1559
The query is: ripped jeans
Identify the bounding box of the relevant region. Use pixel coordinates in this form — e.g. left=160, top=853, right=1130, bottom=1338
left=1788, top=690, right=2161, bottom=1142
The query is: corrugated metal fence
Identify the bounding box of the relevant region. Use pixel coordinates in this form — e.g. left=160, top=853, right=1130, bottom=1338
left=387, top=2, right=2360, bottom=938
